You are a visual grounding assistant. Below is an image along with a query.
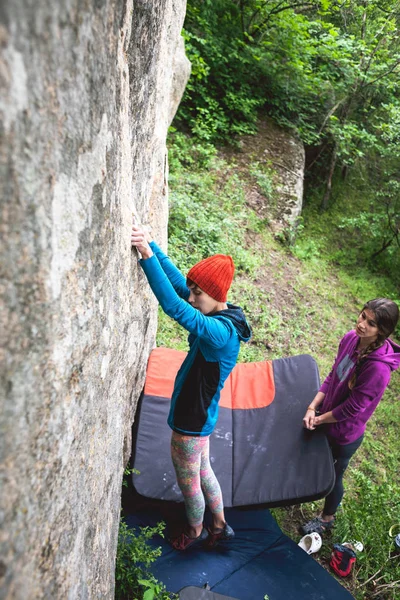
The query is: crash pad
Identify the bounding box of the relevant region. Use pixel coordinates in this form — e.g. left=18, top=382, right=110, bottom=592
left=124, top=500, right=355, bottom=600
left=132, top=347, right=335, bottom=507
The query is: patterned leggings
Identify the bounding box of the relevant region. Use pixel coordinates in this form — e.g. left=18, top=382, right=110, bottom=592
left=171, top=431, right=224, bottom=527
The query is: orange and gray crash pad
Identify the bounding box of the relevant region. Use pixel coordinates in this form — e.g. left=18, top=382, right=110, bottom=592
left=132, top=347, right=335, bottom=507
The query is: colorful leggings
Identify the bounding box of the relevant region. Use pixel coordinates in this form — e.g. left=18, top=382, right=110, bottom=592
left=171, top=431, right=224, bottom=527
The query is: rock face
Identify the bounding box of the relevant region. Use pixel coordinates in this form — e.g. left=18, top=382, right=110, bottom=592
left=261, top=119, right=305, bottom=226
left=224, top=118, right=305, bottom=232
left=0, top=1, right=190, bottom=598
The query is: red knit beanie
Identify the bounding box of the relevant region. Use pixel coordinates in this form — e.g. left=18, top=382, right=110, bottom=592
left=187, top=254, right=235, bottom=302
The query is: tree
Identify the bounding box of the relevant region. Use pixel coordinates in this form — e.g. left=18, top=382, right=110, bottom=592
left=317, top=1, right=400, bottom=209
left=179, top=0, right=400, bottom=211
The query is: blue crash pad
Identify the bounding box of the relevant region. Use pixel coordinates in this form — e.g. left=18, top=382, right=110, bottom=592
left=124, top=502, right=355, bottom=600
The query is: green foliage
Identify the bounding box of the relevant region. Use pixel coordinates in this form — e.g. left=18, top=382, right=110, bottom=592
left=177, top=23, right=263, bottom=141
left=179, top=0, right=400, bottom=151
left=168, top=128, right=217, bottom=171
left=122, top=465, right=139, bottom=488
left=336, top=471, right=397, bottom=561
left=115, top=518, right=171, bottom=600
left=333, top=467, right=400, bottom=599
left=249, top=161, right=276, bottom=200
left=292, top=238, right=321, bottom=261
left=275, top=218, right=304, bottom=249
left=296, top=167, right=400, bottom=289
left=167, top=132, right=262, bottom=276
left=178, top=0, right=400, bottom=223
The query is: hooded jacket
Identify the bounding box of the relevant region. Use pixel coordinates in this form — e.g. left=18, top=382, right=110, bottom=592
left=140, top=242, right=251, bottom=436
left=320, top=330, right=400, bottom=444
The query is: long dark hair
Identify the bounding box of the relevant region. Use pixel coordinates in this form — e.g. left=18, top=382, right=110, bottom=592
left=348, top=298, right=399, bottom=390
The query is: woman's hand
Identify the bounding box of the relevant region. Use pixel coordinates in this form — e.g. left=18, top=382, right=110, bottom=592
left=131, top=224, right=153, bottom=259
left=303, top=410, right=337, bottom=429
left=303, top=408, right=316, bottom=430
left=303, top=391, right=325, bottom=430
left=314, top=411, right=337, bottom=425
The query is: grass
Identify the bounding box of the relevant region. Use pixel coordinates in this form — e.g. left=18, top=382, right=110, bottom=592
left=297, top=171, right=400, bottom=307
left=154, top=131, right=400, bottom=600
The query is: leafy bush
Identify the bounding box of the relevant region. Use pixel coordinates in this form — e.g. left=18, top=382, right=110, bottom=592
left=115, top=518, right=171, bottom=600
left=168, top=128, right=217, bottom=171
left=167, top=133, right=262, bottom=276
left=177, top=24, right=263, bottom=142
left=296, top=164, right=400, bottom=289
left=249, top=161, right=276, bottom=200
left=178, top=0, right=400, bottom=238
left=292, top=238, right=321, bottom=261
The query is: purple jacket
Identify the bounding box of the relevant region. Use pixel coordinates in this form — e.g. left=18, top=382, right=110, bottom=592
left=320, top=330, right=400, bottom=444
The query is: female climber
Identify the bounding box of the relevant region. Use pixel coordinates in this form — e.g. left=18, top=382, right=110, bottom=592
left=302, top=298, right=399, bottom=534
left=131, top=224, right=251, bottom=550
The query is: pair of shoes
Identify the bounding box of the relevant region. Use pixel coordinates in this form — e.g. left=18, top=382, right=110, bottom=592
left=330, top=543, right=357, bottom=577
left=171, top=527, right=209, bottom=551
left=206, top=522, right=235, bottom=548
left=301, top=516, right=335, bottom=535
left=298, top=532, right=322, bottom=554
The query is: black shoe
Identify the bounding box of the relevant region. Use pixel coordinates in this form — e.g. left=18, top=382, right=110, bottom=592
left=300, top=516, right=335, bottom=535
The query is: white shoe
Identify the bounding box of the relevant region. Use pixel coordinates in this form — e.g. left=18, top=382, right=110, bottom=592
left=298, top=532, right=322, bottom=554
left=343, top=540, right=363, bottom=553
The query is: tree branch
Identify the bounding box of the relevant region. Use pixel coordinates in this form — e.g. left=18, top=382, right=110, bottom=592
left=305, top=144, right=329, bottom=171
left=370, top=202, right=400, bottom=258
left=318, top=98, right=347, bottom=135
left=362, top=58, right=400, bottom=88
left=249, top=2, right=317, bottom=36
left=239, top=0, right=246, bottom=38
left=376, top=5, right=400, bottom=16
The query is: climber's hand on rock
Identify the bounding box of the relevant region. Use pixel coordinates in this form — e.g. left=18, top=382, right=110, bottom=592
left=144, top=226, right=153, bottom=244
left=131, top=225, right=153, bottom=259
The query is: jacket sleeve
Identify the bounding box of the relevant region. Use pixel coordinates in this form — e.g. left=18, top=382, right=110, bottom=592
left=149, top=241, right=189, bottom=300
left=319, top=368, right=334, bottom=395
left=331, top=361, right=391, bottom=421
left=140, top=255, right=234, bottom=348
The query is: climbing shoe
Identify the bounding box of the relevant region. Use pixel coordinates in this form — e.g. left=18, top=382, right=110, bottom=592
left=206, top=522, right=235, bottom=548
left=171, top=527, right=209, bottom=551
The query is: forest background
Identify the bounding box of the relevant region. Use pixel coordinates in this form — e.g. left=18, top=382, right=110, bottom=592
left=118, top=2, right=400, bottom=600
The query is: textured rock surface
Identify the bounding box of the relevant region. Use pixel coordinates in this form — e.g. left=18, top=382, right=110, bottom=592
left=260, top=119, right=305, bottom=228
left=0, top=1, right=189, bottom=598
left=224, top=118, right=305, bottom=230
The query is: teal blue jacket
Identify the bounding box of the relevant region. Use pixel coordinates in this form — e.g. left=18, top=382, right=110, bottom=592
left=140, top=242, right=251, bottom=436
